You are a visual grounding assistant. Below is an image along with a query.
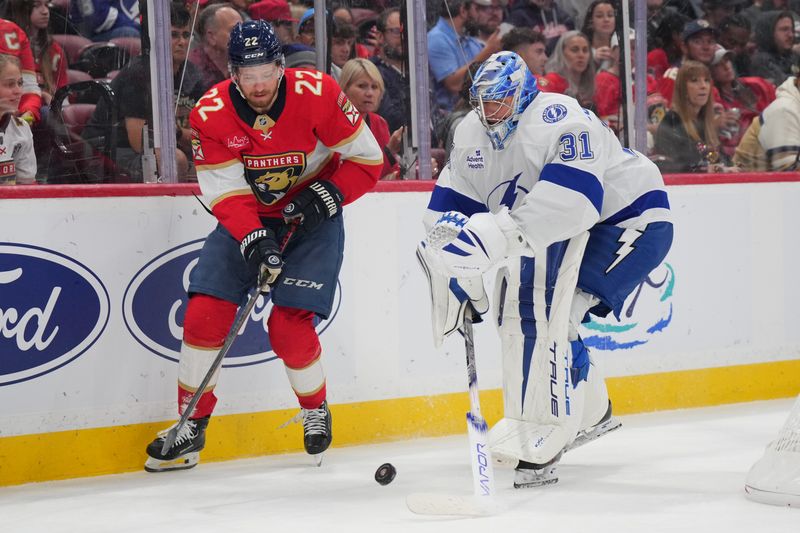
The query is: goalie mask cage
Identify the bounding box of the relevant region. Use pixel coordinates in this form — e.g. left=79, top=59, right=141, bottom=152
left=745, top=395, right=800, bottom=507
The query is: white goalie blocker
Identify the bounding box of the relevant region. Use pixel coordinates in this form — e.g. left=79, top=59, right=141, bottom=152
left=745, top=395, right=800, bottom=507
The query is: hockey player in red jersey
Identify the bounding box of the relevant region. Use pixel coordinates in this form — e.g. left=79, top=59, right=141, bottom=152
left=0, top=18, right=41, bottom=122
left=145, top=20, right=383, bottom=472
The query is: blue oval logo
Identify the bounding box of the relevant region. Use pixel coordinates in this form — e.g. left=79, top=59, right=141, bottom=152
left=543, top=104, right=568, bottom=124
left=123, top=240, right=341, bottom=367
left=0, top=243, right=110, bottom=386
left=581, top=262, right=675, bottom=350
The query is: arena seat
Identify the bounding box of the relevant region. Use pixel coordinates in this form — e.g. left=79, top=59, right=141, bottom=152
left=53, top=34, right=93, bottom=66
left=109, top=37, right=142, bottom=58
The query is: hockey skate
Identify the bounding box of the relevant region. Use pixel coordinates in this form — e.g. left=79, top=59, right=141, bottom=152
left=565, top=400, right=621, bottom=452
left=514, top=451, right=563, bottom=489
left=282, top=401, right=332, bottom=465
left=144, top=416, right=209, bottom=473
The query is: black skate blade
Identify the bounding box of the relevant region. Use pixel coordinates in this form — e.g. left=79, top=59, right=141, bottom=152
left=144, top=452, right=199, bottom=473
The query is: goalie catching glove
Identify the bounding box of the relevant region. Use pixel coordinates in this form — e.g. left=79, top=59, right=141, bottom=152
left=240, top=227, right=283, bottom=289
left=282, top=180, right=344, bottom=234
left=423, top=208, right=530, bottom=277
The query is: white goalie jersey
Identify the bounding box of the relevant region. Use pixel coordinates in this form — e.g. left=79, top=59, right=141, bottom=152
left=426, top=92, right=671, bottom=256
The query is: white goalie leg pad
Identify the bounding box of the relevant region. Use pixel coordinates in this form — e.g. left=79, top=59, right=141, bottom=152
left=417, top=243, right=488, bottom=348
left=489, top=234, right=590, bottom=464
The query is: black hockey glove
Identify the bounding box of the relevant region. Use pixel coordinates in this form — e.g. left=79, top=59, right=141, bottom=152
left=282, top=180, right=344, bottom=234
left=240, top=228, right=283, bottom=288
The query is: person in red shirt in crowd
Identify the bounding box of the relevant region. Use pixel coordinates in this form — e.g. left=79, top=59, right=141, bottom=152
left=3, top=0, right=66, bottom=108
left=647, top=10, right=690, bottom=79
left=0, top=17, right=41, bottom=122
left=710, top=47, right=776, bottom=157
left=538, top=30, right=595, bottom=109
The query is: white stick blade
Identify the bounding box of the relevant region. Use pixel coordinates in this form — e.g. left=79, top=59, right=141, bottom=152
left=406, top=493, right=498, bottom=517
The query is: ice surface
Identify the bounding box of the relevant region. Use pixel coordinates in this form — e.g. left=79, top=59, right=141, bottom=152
left=2, top=400, right=797, bottom=533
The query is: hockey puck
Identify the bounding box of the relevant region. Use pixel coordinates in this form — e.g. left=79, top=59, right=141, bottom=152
left=375, top=463, right=396, bottom=485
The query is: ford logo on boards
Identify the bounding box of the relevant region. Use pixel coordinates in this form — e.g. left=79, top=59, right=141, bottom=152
left=123, top=240, right=341, bottom=367
left=0, top=243, right=110, bottom=386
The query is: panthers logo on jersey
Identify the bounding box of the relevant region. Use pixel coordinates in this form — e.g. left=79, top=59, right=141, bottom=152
left=243, top=152, right=307, bottom=205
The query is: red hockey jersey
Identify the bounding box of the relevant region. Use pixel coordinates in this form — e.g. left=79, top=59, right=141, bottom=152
left=0, top=19, right=42, bottom=120
left=190, top=69, right=383, bottom=241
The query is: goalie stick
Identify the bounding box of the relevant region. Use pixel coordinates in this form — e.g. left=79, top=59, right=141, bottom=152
left=160, top=223, right=296, bottom=455
left=407, top=307, right=498, bottom=517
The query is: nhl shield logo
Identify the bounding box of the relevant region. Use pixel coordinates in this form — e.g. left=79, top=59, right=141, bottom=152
left=243, top=152, right=306, bottom=205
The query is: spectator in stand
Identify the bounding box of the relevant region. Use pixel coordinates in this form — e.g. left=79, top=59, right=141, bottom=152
left=3, top=0, right=66, bottom=109
left=559, top=0, right=596, bottom=29
left=83, top=3, right=203, bottom=182
left=227, top=0, right=254, bottom=21
left=580, top=0, right=616, bottom=71
left=0, top=55, right=35, bottom=185
left=331, top=4, right=372, bottom=58
left=700, top=0, right=747, bottom=29
left=472, top=0, right=505, bottom=46
left=653, top=60, right=735, bottom=173
left=718, top=14, right=755, bottom=77
left=646, top=0, right=679, bottom=52
left=441, top=63, right=481, bottom=159
left=331, top=20, right=357, bottom=69
left=69, top=0, right=141, bottom=42
left=507, top=0, right=574, bottom=53
left=248, top=0, right=298, bottom=46
left=538, top=30, right=595, bottom=109
left=710, top=47, right=776, bottom=158
left=428, top=0, right=500, bottom=113
left=189, top=4, right=243, bottom=92
left=594, top=31, right=665, bottom=139
left=339, top=58, right=404, bottom=179
left=658, top=19, right=718, bottom=107
left=370, top=7, right=408, bottom=133
left=0, top=16, right=40, bottom=124
left=647, top=11, right=690, bottom=80
left=501, top=27, right=548, bottom=76
left=750, top=11, right=800, bottom=87
left=734, top=71, right=800, bottom=171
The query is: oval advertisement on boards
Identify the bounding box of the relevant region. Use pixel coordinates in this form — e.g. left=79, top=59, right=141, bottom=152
left=581, top=262, right=675, bottom=350
left=0, top=243, right=110, bottom=386
left=123, top=240, right=341, bottom=367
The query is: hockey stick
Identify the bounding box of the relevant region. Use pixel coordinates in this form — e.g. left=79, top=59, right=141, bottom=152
left=161, top=224, right=296, bottom=454
left=407, top=306, right=498, bottom=517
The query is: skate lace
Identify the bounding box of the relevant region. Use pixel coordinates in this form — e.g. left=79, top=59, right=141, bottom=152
left=302, top=406, right=328, bottom=436
left=278, top=406, right=328, bottom=435
left=157, top=419, right=197, bottom=447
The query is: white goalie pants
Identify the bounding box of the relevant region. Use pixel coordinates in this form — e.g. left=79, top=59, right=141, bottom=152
left=488, top=238, right=609, bottom=465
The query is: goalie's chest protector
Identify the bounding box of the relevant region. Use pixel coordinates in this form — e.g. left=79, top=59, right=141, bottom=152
left=449, top=108, right=555, bottom=213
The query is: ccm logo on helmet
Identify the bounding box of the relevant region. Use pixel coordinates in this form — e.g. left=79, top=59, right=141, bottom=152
left=282, top=277, right=324, bottom=289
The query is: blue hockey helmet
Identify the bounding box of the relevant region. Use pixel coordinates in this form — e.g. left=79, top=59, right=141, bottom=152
left=469, top=51, right=539, bottom=150
left=228, top=20, right=284, bottom=69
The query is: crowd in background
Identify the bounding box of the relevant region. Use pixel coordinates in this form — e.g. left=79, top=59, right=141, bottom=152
left=1, top=0, right=800, bottom=185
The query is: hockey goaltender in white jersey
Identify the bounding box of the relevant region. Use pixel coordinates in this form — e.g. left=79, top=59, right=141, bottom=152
left=418, top=51, right=673, bottom=488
